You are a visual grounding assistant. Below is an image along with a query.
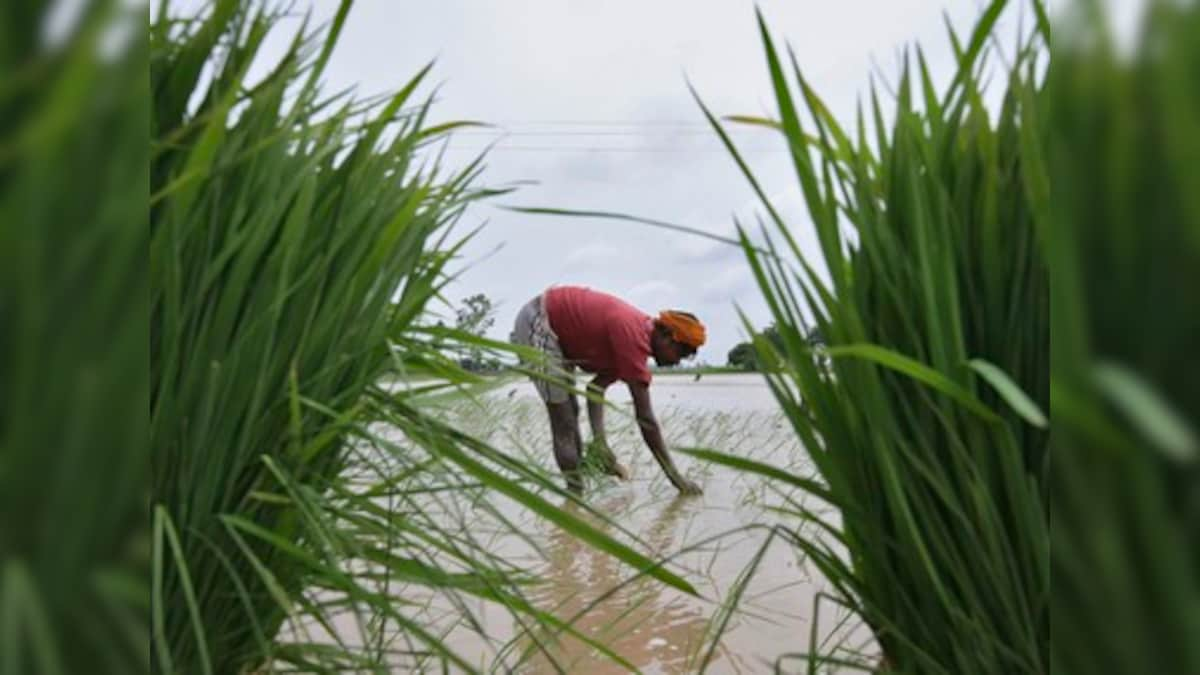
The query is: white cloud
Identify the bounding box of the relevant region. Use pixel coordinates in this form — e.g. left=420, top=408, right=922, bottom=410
left=675, top=223, right=741, bottom=263
left=700, top=264, right=757, bottom=304
left=230, top=0, right=1046, bottom=358
left=625, top=280, right=681, bottom=308
left=564, top=241, right=620, bottom=266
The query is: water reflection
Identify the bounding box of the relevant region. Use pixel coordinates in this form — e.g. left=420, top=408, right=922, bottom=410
left=513, top=492, right=723, bottom=674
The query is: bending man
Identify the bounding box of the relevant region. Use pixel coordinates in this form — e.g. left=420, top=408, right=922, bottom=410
left=510, top=285, right=705, bottom=495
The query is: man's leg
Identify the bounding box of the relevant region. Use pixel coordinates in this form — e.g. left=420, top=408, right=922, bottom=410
left=546, top=400, right=583, bottom=493
left=514, top=293, right=583, bottom=492
left=567, top=392, right=585, bottom=460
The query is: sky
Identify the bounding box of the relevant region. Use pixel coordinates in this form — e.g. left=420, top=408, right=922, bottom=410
left=184, top=0, right=1098, bottom=362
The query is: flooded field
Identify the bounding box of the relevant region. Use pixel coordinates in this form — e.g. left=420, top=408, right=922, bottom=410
left=319, top=374, right=874, bottom=673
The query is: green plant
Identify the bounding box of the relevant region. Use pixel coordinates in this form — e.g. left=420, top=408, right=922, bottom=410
left=688, top=1, right=1050, bottom=672
left=150, top=3, right=697, bottom=672
left=150, top=1, right=488, bottom=668
left=1037, top=2, right=1200, bottom=672
left=453, top=292, right=500, bottom=371
left=1, top=1, right=147, bottom=673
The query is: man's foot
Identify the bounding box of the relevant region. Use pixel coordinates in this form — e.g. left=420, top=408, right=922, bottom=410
left=564, top=469, right=584, bottom=495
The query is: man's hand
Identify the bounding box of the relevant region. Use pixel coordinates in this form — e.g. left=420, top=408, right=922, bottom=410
left=585, top=438, right=629, bottom=481
left=674, top=477, right=703, bottom=496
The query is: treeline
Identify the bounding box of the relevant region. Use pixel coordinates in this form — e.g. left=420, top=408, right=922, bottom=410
left=725, top=324, right=825, bottom=371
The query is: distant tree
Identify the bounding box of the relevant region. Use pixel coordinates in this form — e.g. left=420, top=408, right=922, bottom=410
left=726, top=323, right=825, bottom=372
left=455, top=293, right=495, bottom=337
left=726, top=342, right=757, bottom=370
left=454, top=293, right=498, bottom=372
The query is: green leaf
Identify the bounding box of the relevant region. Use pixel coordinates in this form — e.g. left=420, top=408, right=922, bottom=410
left=674, top=447, right=838, bottom=506
left=1, top=562, right=65, bottom=675
left=154, top=507, right=213, bottom=675
left=826, top=344, right=1001, bottom=422
left=1094, top=362, right=1198, bottom=462
left=502, top=205, right=758, bottom=252
left=968, top=359, right=1048, bottom=428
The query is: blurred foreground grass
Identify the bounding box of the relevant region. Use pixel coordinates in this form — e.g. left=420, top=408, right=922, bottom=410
left=1, top=1, right=148, bottom=672
left=1044, top=2, right=1200, bottom=673
left=692, top=1, right=1198, bottom=672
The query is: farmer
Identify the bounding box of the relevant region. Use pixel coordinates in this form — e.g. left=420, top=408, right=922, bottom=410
left=510, top=285, right=705, bottom=495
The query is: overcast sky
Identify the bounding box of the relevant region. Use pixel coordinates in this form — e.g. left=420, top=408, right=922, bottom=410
left=219, top=1, right=1086, bottom=362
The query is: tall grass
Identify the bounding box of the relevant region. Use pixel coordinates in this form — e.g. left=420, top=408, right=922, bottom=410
left=150, top=1, right=490, bottom=669
left=688, top=1, right=1050, bottom=671
left=1039, top=2, right=1200, bottom=672
left=0, top=1, right=147, bottom=673
left=150, top=2, right=699, bottom=672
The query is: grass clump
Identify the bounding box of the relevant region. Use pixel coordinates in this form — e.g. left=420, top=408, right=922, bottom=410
left=695, top=1, right=1050, bottom=671
left=150, top=4, right=700, bottom=672
left=150, top=1, right=514, bottom=670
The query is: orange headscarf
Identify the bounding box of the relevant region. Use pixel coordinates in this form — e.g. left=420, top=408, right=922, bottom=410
left=657, top=310, right=707, bottom=349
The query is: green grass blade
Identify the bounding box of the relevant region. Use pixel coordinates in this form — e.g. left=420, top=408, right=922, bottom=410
left=826, top=344, right=1001, bottom=422
left=154, top=507, right=213, bottom=675
left=674, top=447, right=838, bottom=506
left=1093, top=362, right=1198, bottom=462
left=968, top=359, right=1048, bottom=428
left=394, top=415, right=700, bottom=597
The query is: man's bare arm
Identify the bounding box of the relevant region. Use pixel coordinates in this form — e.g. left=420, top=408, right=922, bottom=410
left=586, top=374, right=616, bottom=446
left=628, top=381, right=701, bottom=494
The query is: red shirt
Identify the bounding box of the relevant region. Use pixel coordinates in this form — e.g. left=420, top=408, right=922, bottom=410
left=544, top=286, right=653, bottom=385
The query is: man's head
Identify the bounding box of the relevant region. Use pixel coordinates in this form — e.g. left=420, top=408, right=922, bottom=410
left=651, top=310, right=706, bottom=367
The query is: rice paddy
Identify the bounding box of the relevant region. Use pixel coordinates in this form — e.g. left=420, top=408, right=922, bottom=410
left=288, top=374, right=872, bottom=673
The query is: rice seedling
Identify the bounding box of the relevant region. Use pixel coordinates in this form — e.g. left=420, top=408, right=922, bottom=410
left=1036, top=2, right=1200, bottom=672
left=685, top=1, right=1051, bottom=671
left=423, top=380, right=840, bottom=672
left=150, top=2, right=696, bottom=672
left=0, top=1, right=147, bottom=672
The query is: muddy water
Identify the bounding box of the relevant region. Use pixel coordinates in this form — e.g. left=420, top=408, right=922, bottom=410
left=319, top=374, right=874, bottom=673
left=391, top=374, right=873, bottom=674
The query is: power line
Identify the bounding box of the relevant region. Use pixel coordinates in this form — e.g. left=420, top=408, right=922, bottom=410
left=419, top=119, right=786, bottom=152
left=451, top=129, right=772, bottom=137
left=488, top=120, right=716, bottom=127
left=440, top=145, right=787, bottom=153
